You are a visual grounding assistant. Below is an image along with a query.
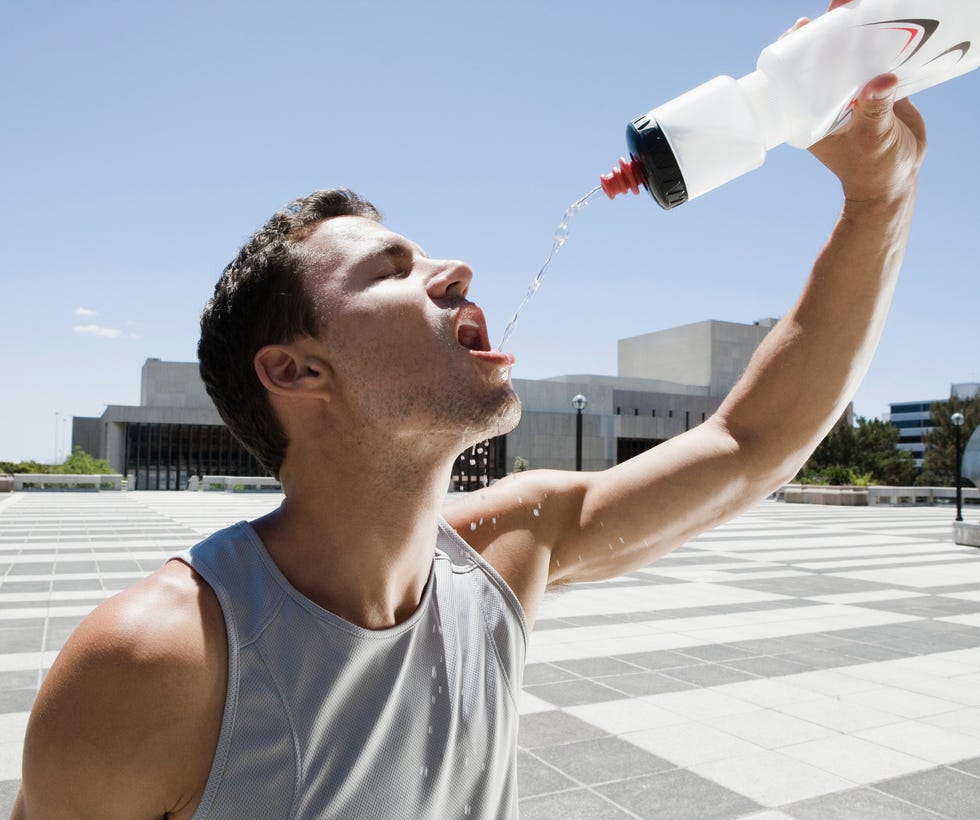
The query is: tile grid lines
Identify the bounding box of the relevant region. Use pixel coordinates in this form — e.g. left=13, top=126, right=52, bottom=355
left=3, top=493, right=980, bottom=818
left=518, top=744, right=650, bottom=820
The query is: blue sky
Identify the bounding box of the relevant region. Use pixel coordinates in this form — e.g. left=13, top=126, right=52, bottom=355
left=3, top=0, right=978, bottom=463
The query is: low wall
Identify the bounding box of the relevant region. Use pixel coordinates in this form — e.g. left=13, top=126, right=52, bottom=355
left=779, top=485, right=869, bottom=506
left=12, top=473, right=123, bottom=490
left=193, top=475, right=281, bottom=492
left=778, top=484, right=980, bottom=507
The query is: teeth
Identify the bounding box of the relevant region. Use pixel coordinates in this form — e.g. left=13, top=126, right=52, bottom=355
left=456, top=307, right=488, bottom=351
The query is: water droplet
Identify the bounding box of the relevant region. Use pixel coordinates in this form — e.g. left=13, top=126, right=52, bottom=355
left=517, top=495, right=523, bottom=504
left=428, top=725, right=433, bottom=735
left=438, top=685, right=443, bottom=693
left=469, top=459, right=476, bottom=466
left=470, top=522, right=477, bottom=531
left=431, top=666, right=437, bottom=678
left=532, top=508, right=540, bottom=517
left=479, top=517, right=483, bottom=526
left=491, top=517, right=497, bottom=527
left=556, top=558, right=561, bottom=567
left=619, top=536, right=625, bottom=544
left=497, top=185, right=602, bottom=350
left=464, top=805, right=472, bottom=816
left=608, top=543, right=614, bottom=551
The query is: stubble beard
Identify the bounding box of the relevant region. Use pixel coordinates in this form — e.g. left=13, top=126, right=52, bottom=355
left=355, top=363, right=521, bottom=465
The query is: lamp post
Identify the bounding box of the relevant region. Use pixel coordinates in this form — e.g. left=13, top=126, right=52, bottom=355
left=952, top=411, right=965, bottom=522
left=572, top=394, right=588, bottom=471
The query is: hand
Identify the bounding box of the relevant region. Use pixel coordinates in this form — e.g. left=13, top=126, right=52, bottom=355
left=810, top=73, right=927, bottom=205
left=789, top=3, right=928, bottom=205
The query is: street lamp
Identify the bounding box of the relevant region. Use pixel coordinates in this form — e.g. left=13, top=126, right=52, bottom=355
left=572, top=394, right=588, bottom=471
left=952, top=411, right=965, bottom=522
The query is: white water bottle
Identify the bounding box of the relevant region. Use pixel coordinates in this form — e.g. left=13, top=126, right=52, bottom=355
left=601, top=0, right=980, bottom=208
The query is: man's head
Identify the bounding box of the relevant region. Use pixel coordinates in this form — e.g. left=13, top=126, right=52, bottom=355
left=198, top=189, right=381, bottom=478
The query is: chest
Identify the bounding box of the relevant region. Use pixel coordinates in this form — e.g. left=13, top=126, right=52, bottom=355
left=194, top=569, right=521, bottom=819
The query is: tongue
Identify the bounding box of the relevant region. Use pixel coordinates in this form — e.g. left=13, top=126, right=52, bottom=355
left=458, top=325, right=483, bottom=351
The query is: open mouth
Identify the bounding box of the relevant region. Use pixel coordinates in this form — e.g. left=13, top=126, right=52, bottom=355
left=454, top=303, right=516, bottom=366
left=455, top=304, right=491, bottom=352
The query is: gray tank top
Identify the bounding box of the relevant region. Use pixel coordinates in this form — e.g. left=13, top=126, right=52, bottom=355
left=172, top=518, right=527, bottom=819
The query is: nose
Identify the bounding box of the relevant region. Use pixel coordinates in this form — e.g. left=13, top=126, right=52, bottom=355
left=425, top=258, right=472, bottom=301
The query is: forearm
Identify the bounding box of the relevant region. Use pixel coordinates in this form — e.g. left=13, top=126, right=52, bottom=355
left=717, top=189, right=916, bottom=485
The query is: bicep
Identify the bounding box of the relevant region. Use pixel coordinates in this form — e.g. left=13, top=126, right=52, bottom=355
left=446, top=420, right=770, bottom=618
left=551, top=418, right=776, bottom=583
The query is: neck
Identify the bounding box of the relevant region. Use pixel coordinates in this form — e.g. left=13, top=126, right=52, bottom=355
left=252, top=431, right=461, bottom=630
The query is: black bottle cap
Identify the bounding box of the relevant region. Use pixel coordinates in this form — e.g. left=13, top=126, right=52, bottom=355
left=626, top=114, right=688, bottom=210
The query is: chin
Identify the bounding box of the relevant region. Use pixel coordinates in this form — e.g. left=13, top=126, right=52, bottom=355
left=479, top=387, right=522, bottom=441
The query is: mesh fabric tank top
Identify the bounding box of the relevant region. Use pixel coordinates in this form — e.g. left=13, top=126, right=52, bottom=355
left=172, top=517, right=527, bottom=819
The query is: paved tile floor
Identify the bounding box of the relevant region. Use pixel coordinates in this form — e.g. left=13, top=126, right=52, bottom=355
left=2, top=491, right=980, bottom=818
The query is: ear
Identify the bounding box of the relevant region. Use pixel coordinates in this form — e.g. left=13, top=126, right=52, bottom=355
left=254, top=343, right=332, bottom=399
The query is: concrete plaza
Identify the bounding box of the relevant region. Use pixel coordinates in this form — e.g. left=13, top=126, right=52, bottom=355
left=2, top=491, right=980, bottom=818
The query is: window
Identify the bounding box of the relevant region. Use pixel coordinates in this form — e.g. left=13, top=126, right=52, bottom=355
left=451, top=436, right=507, bottom=492
left=124, top=423, right=266, bottom=490
left=616, top=437, right=666, bottom=463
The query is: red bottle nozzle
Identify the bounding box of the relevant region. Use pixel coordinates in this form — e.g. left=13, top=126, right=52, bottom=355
left=600, top=156, right=644, bottom=199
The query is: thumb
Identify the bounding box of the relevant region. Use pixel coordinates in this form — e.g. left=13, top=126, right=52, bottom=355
left=852, top=74, right=899, bottom=135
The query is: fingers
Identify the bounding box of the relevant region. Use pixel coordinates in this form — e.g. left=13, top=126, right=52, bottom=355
left=894, top=98, right=928, bottom=151
left=779, top=17, right=810, bottom=40
left=851, top=74, right=899, bottom=136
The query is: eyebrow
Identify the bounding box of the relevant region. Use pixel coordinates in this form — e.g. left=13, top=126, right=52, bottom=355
left=366, top=239, right=428, bottom=264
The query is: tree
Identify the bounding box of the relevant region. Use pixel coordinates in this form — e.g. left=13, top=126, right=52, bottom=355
left=54, top=447, right=114, bottom=475
left=798, top=412, right=914, bottom=486
left=916, top=395, right=980, bottom=487
left=854, top=417, right=916, bottom=486
left=0, top=459, right=51, bottom=475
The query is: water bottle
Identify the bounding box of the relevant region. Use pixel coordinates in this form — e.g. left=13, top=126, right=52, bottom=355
left=601, top=0, right=980, bottom=209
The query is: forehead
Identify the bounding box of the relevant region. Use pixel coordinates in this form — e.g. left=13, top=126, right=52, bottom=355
left=303, top=216, right=419, bottom=268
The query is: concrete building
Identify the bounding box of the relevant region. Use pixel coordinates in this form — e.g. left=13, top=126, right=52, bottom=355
left=73, top=359, right=264, bottom=490
left=75, top=319, right=776, bottom=490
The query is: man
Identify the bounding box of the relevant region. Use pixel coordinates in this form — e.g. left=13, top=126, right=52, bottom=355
left=15, top=9, right=926, bottom=818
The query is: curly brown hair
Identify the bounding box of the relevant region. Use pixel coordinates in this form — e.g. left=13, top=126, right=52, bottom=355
left=198, top=189, right=381, bottom=478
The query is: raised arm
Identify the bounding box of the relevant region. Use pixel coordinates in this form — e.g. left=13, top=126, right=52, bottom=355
left=450, top=68, right=926, bottom=626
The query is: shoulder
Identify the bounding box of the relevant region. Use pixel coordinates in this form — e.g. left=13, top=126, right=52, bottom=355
left=443, top=469, right=587, bottom=628
left=20, top=560, right=226, bottom=819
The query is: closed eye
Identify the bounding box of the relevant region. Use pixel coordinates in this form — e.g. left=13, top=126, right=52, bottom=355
left=380, top=265, right=411, bottom=280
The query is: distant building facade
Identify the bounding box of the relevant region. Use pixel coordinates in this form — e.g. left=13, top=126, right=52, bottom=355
left=73, top=359, right=264, bottom=491
left=75, top=319, right=777, bottom=490
left=888, top=383, right=980, bottom=468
